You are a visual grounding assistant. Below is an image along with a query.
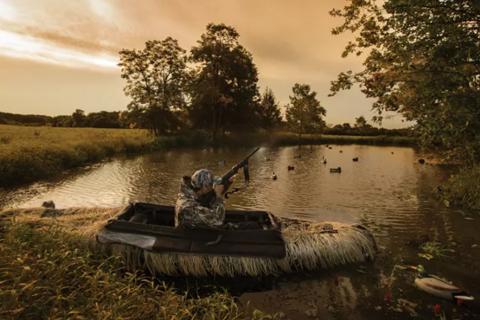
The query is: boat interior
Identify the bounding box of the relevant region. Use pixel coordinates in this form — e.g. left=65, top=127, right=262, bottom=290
left=117, top=202, right=279, bottom=230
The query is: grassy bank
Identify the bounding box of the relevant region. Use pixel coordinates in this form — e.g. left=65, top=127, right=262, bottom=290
left=265, top=132, right=415, bottom=147
left=0, top=208, right=273, bottom=320
left=0, top=125, right=414, bottom=188
left=0, top=125, right=156, bottom=187
left=441, top=165, right=480, bottom=210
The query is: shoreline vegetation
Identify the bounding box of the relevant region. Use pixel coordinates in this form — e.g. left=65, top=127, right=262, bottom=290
left=441, top=165, right=480, bottom=210
left=0, top=207, right=274, bottom=320
left=0, top=124, right=415, bottom=188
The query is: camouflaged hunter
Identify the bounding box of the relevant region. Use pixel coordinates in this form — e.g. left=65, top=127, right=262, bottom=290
left=175, top=169, right=225, bottom=229
left=175, top=148, right=259, bottom=229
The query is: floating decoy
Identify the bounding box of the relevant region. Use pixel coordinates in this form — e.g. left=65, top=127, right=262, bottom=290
left=339, top=150, right=343, bottom=153
left=330, top=167, right=342, bottom=173
left=352, top=157, right=359, bottom=162
left=418, top=158, right=426, bottom=164
left=287, top=165, right=295, bottom=171
left=391, top=152, right=394, bottom=155
left=42, top=200, right=55, bottom=209
left=328, top=146, right=332, bottom=149
left=412, top=266, right=474, bottom=302
left=272, top=172, right=277, bottom=180
left=322, top=157, right=327, bottom=165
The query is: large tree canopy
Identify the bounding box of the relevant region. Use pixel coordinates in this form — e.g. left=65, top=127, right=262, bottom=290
left=189, top=23, right=260, bottom=140
left=330, top=0, right=480, bottom=163
left=119, top=37, right=189, bottom=135
left=286, top=83, right=326, bottom=135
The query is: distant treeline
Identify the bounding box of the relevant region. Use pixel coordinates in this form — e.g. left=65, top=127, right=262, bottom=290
left=0, top=112, right=52, bottom=126
left=0, top=110, right=411, bottom=136
left=324, top=120, right=412, bottom=136
left=0, top=110, right=128, bottom=128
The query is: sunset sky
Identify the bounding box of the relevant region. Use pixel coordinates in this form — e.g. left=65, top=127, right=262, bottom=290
left=0, top=0, right=407, bottom=128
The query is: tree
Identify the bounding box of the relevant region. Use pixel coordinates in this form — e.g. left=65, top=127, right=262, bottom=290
left=71, top=109, right=86, bottom=127
left=86, top=111, right=122, bottom=128
left=258, top=88, right=282, bottom=129
left=51, top=115, right=72, bottom=127
left=330, top=0, right=480, bottom=163
left=119, top=37, right=188, bottom=135
left=354, top=116, right=367, bottom=128
left=189, top=23, right=260, bottom=141
left=286, top=84, right=326, bottom=136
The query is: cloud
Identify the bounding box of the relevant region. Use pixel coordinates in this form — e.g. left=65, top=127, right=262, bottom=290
left=23, top=28, right=119, bottom=55
left=0, top=30, right=118, bottom=70
left=0, top=1, right=17, bottom=21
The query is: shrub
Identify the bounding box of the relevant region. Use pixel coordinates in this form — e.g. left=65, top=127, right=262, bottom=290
left=441, top=165, right=480, bottom=209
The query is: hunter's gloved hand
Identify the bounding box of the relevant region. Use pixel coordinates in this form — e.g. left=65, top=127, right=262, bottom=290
left=213, top=175, right=236, bottom=197
left=213, top=183, right=225, bottom=197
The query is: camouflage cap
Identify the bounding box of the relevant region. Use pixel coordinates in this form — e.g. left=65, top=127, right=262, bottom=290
left=191, top=169, right=214, bottom=190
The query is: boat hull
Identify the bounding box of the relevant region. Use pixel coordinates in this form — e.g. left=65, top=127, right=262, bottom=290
left=97, top=202, right=286, bottom=258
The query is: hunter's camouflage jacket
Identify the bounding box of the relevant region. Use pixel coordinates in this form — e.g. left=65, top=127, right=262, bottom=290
left=174, top=177, right=225, bottom=229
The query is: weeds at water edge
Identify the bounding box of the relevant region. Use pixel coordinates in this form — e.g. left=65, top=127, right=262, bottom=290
left=0, top=219, right=275, bottom=320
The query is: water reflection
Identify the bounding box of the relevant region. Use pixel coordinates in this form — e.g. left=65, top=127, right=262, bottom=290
left=0, top=145, right=454, bottom=224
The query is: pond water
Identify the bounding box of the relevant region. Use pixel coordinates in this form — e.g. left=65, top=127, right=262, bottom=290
left=1, top=145, right=479, bottom=319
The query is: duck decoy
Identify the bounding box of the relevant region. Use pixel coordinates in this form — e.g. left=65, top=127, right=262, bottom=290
left=413, top=266, right=474, bottom=302
left=272, top=172, right=277, bottom=180
left=287, top=165, right=295, bottom=171
left=330, top=167, right=342, bottom=173
left=352, top=157, right=359, bottom=162
left=42, top=200, right=55, bottom=209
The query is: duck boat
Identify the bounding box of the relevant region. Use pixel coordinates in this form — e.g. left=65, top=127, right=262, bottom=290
left=96, top=202, right=377, bottom=277
left=97, top=202, right=285, bottom=258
